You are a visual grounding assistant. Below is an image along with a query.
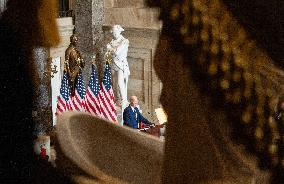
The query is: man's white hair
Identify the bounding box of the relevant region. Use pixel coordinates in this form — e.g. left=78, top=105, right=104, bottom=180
left=129, top=96, right=138, bottom=102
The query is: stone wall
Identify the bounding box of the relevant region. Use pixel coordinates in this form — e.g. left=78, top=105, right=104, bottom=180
left=104, top=0, right=161, bottom=29
left=49, top=17, right=75, bottom=73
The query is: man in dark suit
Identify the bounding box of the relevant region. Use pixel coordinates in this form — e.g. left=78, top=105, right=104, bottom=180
left=123, top=96, right=152, bottom=129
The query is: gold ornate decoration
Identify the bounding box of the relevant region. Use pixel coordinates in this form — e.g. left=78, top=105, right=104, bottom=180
left=64, top=60, right=70, bottom=73
left=91, top=55, right=96, bottom=64
left=44, top=58, right=59, bottom=78
left=104, top=50, right=113, bottom=65
left=50, top=64, right=58, bottom=78
left=159, top=0, right=284, bottom=175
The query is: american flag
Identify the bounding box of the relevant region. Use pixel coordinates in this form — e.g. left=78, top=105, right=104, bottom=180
left=70, top=70, right=86, bottom=111
left=99, top=62, right=117, bottom=123
left=85, top=64, right=102, bottom=116
left=56, top=71, right=72, bottom=114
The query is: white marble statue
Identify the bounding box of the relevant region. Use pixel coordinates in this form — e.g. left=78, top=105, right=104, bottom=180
left=107, top=25, right=130, bottom=111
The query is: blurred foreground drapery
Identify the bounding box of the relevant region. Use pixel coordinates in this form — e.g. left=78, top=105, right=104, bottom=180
left=0, top=0, right=69, bottom=183
left=2, top=0, right=59, bottom=47
left=149, top=0, right=283, bottom=183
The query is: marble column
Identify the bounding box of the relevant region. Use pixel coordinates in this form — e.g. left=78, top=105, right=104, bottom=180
left=75, top=0, right=104, bottom=82
left=33, top=48, right=53, bottom=135
left=92, top=0, right=105, bottom=79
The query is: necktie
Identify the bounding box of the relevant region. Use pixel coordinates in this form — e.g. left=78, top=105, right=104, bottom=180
left=134, top=109, right=138, bottom=120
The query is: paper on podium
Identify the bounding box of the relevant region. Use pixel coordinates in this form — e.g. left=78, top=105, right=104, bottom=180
left=155, top=108, right=167, bottom=124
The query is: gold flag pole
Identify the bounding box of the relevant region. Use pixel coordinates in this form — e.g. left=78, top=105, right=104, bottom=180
left=91, top=55, right=96, bottom=65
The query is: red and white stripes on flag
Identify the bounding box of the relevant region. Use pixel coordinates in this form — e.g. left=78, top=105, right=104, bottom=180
left=56, top=71, right=73, bottom=115
left=85, top=64, right=102, bottom=116
left=70, top=71, right=86, bottom=111
left=99, top=62, right=118, bottom=123
left=56, top=63, right=117, bottom=124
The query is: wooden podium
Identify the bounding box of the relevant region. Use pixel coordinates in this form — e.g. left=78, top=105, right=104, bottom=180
left=139, top=107, right=167, bottom=138
left=139, top=124, right=165, bottom=138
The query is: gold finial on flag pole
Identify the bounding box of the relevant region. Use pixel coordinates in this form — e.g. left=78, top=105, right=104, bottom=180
left=104, top=50, right=112, bottom=65
left=91, top=55, right=96, bottom=65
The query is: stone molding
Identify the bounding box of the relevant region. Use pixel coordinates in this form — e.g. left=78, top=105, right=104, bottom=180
left=103, top=25, right=160, bottom=38
left=104, top=7, right=162, bottom=30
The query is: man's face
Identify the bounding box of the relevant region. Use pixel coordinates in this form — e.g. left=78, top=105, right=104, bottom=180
left=131, top=97, right=139, bottom=107
left=112, top=30, right=120, bottom=40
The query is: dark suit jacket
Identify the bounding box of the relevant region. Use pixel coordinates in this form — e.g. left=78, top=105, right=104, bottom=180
left=123, top=105, right=151, bottom=129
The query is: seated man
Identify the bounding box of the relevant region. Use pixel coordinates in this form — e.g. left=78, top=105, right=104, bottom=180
left=123, top=96, right=152, bottom=129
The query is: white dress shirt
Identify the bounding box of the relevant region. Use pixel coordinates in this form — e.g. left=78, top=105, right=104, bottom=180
left=131, top=106, right=138, bottom=120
